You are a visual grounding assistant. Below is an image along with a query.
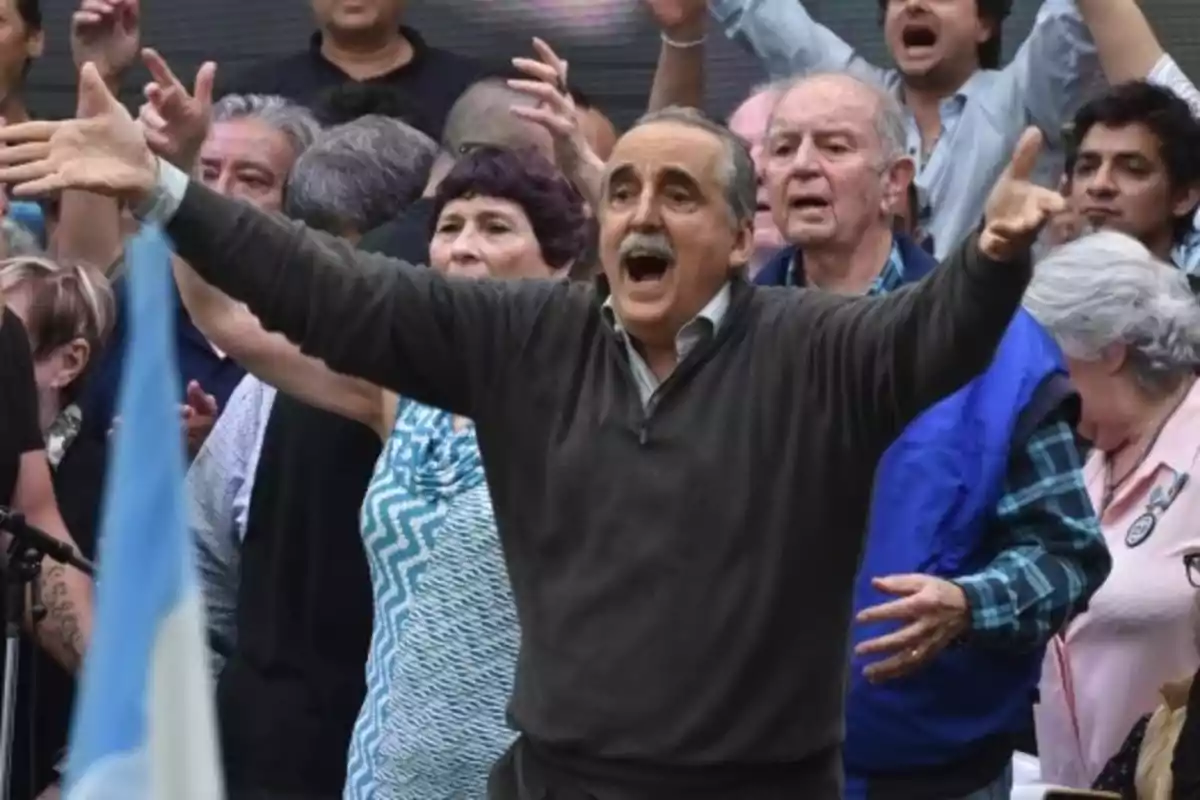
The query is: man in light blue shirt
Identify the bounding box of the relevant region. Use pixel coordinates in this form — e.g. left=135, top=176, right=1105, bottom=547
left=707, top=0, right=1104, bottom=258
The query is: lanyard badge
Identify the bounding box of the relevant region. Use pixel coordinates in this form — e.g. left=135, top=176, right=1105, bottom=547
left=1126, top=470, right=1190, bottom=548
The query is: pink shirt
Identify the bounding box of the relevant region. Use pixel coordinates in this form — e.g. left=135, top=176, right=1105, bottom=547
left=1036, top=381, right=1200, bottom=788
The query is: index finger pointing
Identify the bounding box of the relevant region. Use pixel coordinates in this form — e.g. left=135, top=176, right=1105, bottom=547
left=1005, top=127, right=1044, bottom=184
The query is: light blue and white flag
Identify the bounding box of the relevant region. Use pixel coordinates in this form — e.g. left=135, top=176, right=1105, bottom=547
left=66, top=226, right=224, bottom=799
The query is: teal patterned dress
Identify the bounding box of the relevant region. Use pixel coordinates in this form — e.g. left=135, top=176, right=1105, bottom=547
left=344, top=399, right=519, bottom=799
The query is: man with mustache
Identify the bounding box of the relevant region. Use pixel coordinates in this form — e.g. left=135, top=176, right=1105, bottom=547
left=755, top=71, right=1108, bottom=800
left=0, top=64, right=1071, bottom=799
left=646, top=0, right=1103, bottom=259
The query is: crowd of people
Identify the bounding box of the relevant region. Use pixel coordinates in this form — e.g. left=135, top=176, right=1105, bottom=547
left=0, top=0, right=1199, bottom=798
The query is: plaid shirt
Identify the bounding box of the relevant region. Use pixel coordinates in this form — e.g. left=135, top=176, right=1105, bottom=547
left=855, top=245, right=1109, bottom=648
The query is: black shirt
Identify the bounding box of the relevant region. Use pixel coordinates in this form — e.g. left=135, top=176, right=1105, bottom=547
left=79, top=278, right=246, bottom=441
left=0, top=307, right=41, bottom=505
left=168, top=182, right=1035, bottom=798
left=219, top=27, right=484, bottom=139
left=214, top=204, right=434, bottom=794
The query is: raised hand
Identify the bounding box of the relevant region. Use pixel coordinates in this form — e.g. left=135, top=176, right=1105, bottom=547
left=507, top=38, right=604, bottom=207
left=182, top=380, right=218, bottom=457
left=138, top=48, right=216, bottom=172
left=980, top=128, right=1067, bottom=262
left=643, top=0, right=708, bottom=37
left=0, top=63, right=157, bottom=203
left=70, top=0, right=141, bottom=83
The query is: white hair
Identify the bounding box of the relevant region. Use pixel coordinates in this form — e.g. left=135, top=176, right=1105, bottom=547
left=766, top=71, right=908, bottom=162
left=1023, top=231, right=1200, bottom=394
left=211, top=94, right=322, bottom=160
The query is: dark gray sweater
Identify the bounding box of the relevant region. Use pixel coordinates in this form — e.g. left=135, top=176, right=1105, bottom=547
left=166, top=183, right=1033, bottom=797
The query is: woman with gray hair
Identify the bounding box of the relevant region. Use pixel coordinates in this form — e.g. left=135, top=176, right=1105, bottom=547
left=1027, top=231, right=1200, bottom=790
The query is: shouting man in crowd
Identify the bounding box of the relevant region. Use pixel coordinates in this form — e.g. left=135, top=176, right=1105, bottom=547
left=755, top=71, right=1109, bottom=799
left=0, top=57, right=1072, bottom=798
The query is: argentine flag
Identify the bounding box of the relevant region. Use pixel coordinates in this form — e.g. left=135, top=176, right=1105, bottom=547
left=65, top=227, right=224, bottom=799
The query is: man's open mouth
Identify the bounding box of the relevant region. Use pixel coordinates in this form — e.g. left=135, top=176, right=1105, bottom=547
left=901, top=25, right=938, bottom=50
left=622, top=252, right=674, bottom=282
left=787, top=196, right=830, bottom=211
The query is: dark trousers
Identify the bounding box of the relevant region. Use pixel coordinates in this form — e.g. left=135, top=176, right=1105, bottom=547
left=488, top=736, right=843, bottom=800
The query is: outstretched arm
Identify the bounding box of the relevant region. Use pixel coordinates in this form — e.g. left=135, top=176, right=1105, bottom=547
left=172, top=256, right=389, bottom=438
left=797, top=129, right=1063, bottom=451
left=155, top=166, right=565, bottom=419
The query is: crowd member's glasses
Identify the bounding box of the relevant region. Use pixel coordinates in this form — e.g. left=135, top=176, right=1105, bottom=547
left=1184, top=552, right=1200, bottom=588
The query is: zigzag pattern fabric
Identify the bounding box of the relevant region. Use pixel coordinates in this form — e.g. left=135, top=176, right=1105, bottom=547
left=345, top=399, right=520, bottom=799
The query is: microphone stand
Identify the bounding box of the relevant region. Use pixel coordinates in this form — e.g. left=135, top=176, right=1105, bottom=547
left=0, top=510, right=95, bottom=800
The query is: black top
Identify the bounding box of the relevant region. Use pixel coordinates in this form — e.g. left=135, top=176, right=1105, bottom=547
left=356, top=196, right=436, bottom=259
left=1174, top=671, right=1200, bottom=798
left=218, top=27, right=485, bottom=140
left=216, top=395, right=378, bottom=795
left=212, top=201, right=434, bottom=794
left=167, top=182, right=1033, bottom=798
left=0, top=307, right=42, bottom=505
left=79, top=277, right=246, bottom=441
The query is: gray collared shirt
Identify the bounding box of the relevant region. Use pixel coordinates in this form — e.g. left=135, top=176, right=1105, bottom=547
left=711, top=0, right=1103, bottom=259
left=602, top=284, right=731, bottom=407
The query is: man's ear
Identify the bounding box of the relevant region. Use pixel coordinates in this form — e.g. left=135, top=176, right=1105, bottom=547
left=728, top=219, right=755, bottom=273
left=883, top=157, right=916, bottom=218
left=1171, top=185, right=1200, bottom=225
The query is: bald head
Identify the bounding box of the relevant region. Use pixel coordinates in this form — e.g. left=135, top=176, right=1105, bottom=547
left=442, top=78, right=555, bottom=159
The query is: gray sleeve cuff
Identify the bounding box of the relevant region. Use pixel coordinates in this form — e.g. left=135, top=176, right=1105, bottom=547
left=132, top=157, right=190, bottom=224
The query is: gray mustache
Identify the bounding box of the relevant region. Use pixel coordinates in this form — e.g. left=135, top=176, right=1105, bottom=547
left=618, top=233, right=675, bottom=262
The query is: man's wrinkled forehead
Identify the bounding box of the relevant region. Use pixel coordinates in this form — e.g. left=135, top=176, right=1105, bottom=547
left=767, top=76, right=880, bottom=138
left=606, top=122, right=725, bottom=187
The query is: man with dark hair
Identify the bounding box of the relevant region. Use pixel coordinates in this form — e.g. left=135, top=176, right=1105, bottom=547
left=219, top=0, right=482, bottom=139
left=1062, top=81, right=1200, bottom=272
left=644, top=0, right=1102, bottom=258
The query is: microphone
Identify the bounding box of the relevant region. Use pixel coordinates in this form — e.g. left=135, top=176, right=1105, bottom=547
left=0, top=507, right=96, bottom=577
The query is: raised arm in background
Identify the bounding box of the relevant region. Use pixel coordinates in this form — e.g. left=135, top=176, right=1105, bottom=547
left=643, top=0, right=707, bottom=112
left=1000, top=0, right=1102, bottom=151
left=803, top=128, right=1063, bottom=450
left=507, top=38, right=604, bottom=209
left=1076, top=0, right=1200, bottom=114
left=709, top=0, right=887, bottom=84
left=55, top=0, right=139, bottom=271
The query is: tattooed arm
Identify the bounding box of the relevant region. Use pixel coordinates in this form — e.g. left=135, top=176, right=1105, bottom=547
left=10, top=451, right=93, bottom=671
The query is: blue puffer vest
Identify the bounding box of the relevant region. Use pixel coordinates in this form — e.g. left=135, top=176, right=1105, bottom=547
left=758, top=236, right=1069, bottom=780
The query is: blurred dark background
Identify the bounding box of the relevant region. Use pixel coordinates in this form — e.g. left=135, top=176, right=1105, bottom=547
left=25, top=0, right=1200, bottom=127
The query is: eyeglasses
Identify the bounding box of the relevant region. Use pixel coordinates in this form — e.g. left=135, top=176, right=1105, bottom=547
left=1185, top=552, right=1200, bottom=588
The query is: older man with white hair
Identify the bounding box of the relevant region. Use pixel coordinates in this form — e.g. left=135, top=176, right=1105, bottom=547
left=755, top=71, right=1110, bottom=800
